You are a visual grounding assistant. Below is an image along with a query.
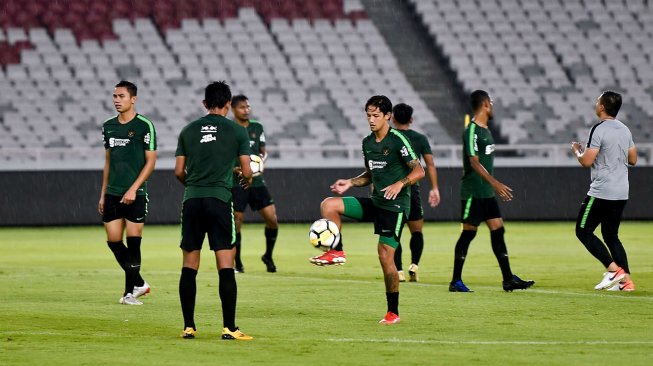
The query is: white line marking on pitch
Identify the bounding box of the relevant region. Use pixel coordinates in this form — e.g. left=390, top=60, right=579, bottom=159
left=327, top=338, right=653, bottom=345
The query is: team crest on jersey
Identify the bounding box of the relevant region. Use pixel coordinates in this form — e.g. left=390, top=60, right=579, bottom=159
left=128, top=130, right=135, bottom=138
left=383, top=147, right=390, bottom=156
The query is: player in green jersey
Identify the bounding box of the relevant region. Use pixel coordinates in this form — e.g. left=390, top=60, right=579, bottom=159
left=391, top=103, right=441, bottom=282
left=449, top=90, right=534, bottom=293
left=175, top=81, right=253, bottom=340
left=314, top=95, right=424, bottom=324
left=230, top=94, right=279, bottom=273
left=99, top=80, right=156, bottom=306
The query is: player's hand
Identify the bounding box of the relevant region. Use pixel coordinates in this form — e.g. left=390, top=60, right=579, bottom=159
left=233, top=166, right=242, bottom=175
left=380, top=181, right=403, bottom=200
left=571, top=141, right=582, bottom=155
left=120, top=190, right=136, bottom=205
left=98, top=197, right=104, bottom=215
left=493, top=182, right=513, bottom=202
left=239, top=173, right=252, bottom=189
left=330, top=179, right=352, bottom=195
left=428, top=188, right=441, bottom=207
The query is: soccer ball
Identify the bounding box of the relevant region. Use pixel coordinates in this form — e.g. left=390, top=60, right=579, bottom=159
left=309, top=219, right=340, bottom=251
left=249, top=154, right=264, bottom=177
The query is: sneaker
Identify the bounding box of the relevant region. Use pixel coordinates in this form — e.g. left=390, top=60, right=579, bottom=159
left=594, top=267, right=626, bottom=290
left=235, top=266, right=245, bottom=274
left=261, top=255, right=277, bottom=273
left=398, top=270, right=406, bottom=282
left=132, top=281, right=151, bottom=298
left=222, top=327, right=253, bottom=340
left=408, top=263, right=419, bottom=282
left=309, top=250, right=346, bottom=266
left=379, top=311, right=401, bottom=324
left=449, top=280, right=474, bottom=292
left=607, top=278, right=635, bottom=292
left=503, top=274, right=535, bottom=292
left=119, top=293, right=143, bottom=305
left=181, top=327, right=196, bottom=339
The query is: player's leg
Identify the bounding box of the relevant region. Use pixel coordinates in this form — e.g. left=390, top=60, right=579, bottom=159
left=575, top=197, right=624, bottom=289
left=179, top=198, right=204, bottom=338
left=377, top=208, right=403, bottom=324
left=406, top=186, right=425, bottom=281
left=600, top=200, right=633, bottom=291
left=231, top=186, right=248, bottom=273
left=484, top=199, right=534, bottom=291
left=450, top=198, right=478, bottom=292
left=207, top=198, right=252, bottom=340
left=123, top=195, right=149, bottom=298
left=310, top=197, right=348, bottom=265
left=258, top=203, right=278, bottom=272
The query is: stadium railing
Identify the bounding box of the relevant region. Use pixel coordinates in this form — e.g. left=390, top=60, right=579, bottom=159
left=1, top=143, right=651, bottom=170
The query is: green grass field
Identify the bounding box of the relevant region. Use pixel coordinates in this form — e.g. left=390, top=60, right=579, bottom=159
left=1, top=222, right=652, bottom=365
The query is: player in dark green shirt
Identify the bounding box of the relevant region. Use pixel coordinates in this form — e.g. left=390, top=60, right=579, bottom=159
left=174, top=81, right=253, bottom=341
left=99, top=80, right=156, bottom=306
left=391, top=103, right=441, bottom=283
left=230, top=94, right=279, bottom=273
left=449, top=90, right=534, bottom=293
left=313, top=96, right=424, bottom=325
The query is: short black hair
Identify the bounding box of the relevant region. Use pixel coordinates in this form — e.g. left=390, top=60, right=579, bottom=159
left=470, top=90, right=489, bottom=112
left=599, top=90, right=622, bottom=117
left=365, top=95, right=392, bottom=115
left=115, top=80, right=137, bottom=97
left=231, top=94, right=249, bottom=108
left=392, top=103, right=413, bottom=125
left=204, top=81, right=232, bottom=110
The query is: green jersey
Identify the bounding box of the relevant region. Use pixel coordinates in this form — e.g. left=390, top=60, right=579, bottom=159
left=461, top=121, right=495, bottom=199
left=102, top=113, right=156, bottom=196
left=398, top=129, right=432, bottom=187
left=232, top=119, right=266, bottom=188
left=176, top=114, right=250, bottom=203
left=362, top=128, right=418, bottom=213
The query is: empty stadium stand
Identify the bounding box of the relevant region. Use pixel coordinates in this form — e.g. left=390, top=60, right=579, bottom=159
left=1, top=0, right=652, bottom=170
left=410, top=0, right=653, bottom=145
left=0, top=0, right=448, bottom=169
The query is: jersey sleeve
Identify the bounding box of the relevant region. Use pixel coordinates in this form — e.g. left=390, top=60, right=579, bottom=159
left=236, top=125, right=251, bottom=156
left=102, top=125, right=109, bottom=149
left=418, top=133, right=432, bottom=156
left=588, top=124, right=603, bottom=149
left=259, top=126, right=266, bottom=148
left=175, top=130, right=186, bottom=157
left=394, top=131, right=418, bottom=164
left=137, top=115, right=157, bottom=151
left=462, top=124, right=477, bottom=157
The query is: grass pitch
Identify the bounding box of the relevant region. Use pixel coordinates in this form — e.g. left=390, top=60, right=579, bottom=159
left=1, top=222, right=652, bottom=365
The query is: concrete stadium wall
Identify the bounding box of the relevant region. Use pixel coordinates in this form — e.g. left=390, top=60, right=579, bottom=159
left=0, top=167, right=651, bottom=226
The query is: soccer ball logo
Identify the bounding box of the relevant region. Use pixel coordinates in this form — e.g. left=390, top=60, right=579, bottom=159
left=309, top=219, right=340, bottom=251
left=250, top=154, right=264, bottom=177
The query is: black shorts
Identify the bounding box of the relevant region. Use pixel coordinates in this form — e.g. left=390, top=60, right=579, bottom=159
left=102, top=194, right=148, bottom=223
left=407, top=185, right=424, bottom=221
left=180, top=197, right=235, bottom=252
left=576, top=196, right=627, bottom=232
left=232, top=185, right=274, bottom=212
left=460, top=197, right=502, bottom=226
left=342, top=197, right=406, bottom=248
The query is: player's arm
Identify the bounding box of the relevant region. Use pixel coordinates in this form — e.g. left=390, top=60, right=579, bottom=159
left=238, top=154, right=253, bottom=188
left=571, top=142, right=598, bottom=168
left=259, top=146, right=268, bottom=162
left=330, top=168, right=372, bottom=195
left=628, top=145, right=637, bottom=166
left=469, top=155, right=513, bottom=201
left=99, top=149, right=110, bottom=215
left=121, top=150, right=157, bottom=204
left=175, top=156, right=186, bottom=184
left=381, top=159, right=425, bottom=200
left=422, top=153, right=440, bottom=207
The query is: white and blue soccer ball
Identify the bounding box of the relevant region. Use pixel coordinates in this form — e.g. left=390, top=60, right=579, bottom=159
left=309, top=219, right=340, bottom=251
